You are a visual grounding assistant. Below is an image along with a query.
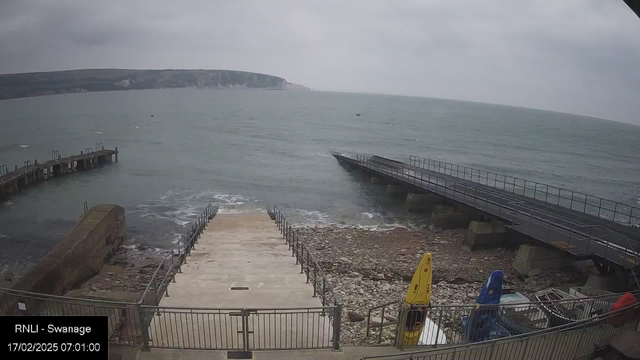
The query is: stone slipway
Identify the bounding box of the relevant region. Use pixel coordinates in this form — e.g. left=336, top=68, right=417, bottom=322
left=148, top=212, right=331, bottom=350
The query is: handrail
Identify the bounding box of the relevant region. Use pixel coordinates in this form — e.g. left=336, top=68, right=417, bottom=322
left=354, top=154, right=639, bottom=268
left=272, top=204, right=341, bottom=306
left=367, top=287, right=640, bottom=311
left=366, top=300, right=400, bottom=344
left=365, top=289, right=640, bottom=345
left=0, top=286, right=140, bottom=306
left=272, top=204, right=343, bottom=351
left=363, top=300, right=640, bottom=359
left=139, top=204, right=218, bottom=304
left=409, top=155, right=640, bottom=227
left=0, top=145, right=117, bottom=181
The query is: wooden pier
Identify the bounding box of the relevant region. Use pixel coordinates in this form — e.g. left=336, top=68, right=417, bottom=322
left=0, top=145, right=118, bottom=200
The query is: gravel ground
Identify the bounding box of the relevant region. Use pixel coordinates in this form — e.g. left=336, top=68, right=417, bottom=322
left=296, top=225, right=589, bottom=345
left=78, top=244, right=170, bottom=296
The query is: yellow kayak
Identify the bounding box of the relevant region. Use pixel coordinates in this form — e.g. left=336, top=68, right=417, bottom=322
left=402, top=252, right=432, bottom=346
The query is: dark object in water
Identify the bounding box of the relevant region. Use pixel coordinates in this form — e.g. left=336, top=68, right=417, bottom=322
left=151, top=114, right=154, bottom=117
left=355, top=113, right=361, bottom=116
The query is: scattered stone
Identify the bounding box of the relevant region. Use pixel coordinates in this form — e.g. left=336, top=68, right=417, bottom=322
left=294, top=225, right=586, bottom=346
left=369, top=316, right=383, bottom=326
left=384, top=314, right=398, bottom=323
left=527, top=269, right=542, bottom=277
left=348, top=311, right=365, bottom=322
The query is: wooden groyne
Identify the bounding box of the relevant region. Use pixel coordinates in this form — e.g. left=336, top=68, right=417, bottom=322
left=0, top=144, right=119, bottom=200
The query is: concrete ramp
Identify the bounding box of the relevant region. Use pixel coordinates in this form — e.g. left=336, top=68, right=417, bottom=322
left=148, top=212, right=334, bottom=350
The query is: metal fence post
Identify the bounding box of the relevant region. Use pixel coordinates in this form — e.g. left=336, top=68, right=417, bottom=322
left=138, top=305, right=150, bottom=350
left=333, top=304, right=342, bottom=351
left=546, top=329, right=560, bottom=360
left=396, top=308, right=406, bottom=350
left=306, top=250, right=311, bottom=283
left=312, top=267, right=317, bottom=297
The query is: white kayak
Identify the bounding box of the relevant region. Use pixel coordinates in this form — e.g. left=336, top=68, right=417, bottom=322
left=418, top=317, right=447, bottom=345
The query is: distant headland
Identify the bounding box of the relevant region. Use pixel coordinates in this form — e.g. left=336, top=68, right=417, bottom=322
left=0, top=69, right=310, bottom=100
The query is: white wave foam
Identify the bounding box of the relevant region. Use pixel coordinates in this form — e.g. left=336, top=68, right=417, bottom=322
left=218, top=208, right=248, bottom=214
left=295, top=209, right=331, bottom=224
left=212, top=193, right=251, bottom=204
left=317, top=153, right=331, bottom=157
left=19, top=145, right=29, bottom=148
left=300, top=222, right=420, bottom=232
left=361, top=212, right=380, bottom=219
left=0, top=234, right=8, bottom=238
left=94, top=131, right=103, bottom=134
left=4, top=201, right=13, bottom=206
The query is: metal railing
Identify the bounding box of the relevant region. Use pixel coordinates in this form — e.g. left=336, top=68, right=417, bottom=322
left=140, top=204, right=218, bottom=305
left=362, top=301, right=640, bottom=360
left=1, top=145, right=116, bottom=182
left=0, top=203, right=342, bottom=352
left=272, top=204, right=341, bottom=308
left=0, top=287, right=144, bottom=346
left=353, top=154, right=639, bottom=269
left=409, top=155, right=640, bottom=227
left=142, top=305, right=339, bottom=351
left=367, top=289, right=639, bottom=349
left=272, top=204, right=342, bottom=350
left=367, top=300, right=401, bottom=344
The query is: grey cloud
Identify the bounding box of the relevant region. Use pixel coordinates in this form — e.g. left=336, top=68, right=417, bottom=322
left=0, top=0, right=639, bottom=124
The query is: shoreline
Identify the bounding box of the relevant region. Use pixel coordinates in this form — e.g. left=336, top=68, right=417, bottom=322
left=296, top=225, right=589, bottom=345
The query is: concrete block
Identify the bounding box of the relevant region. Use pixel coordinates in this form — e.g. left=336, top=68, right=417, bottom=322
left=464, top=221, right=505, bottom=250
left=370, top=177, right=388, bottom=185
left=405, top=193, right=442, bottom=212
left=431, top=205, right=471, bottom=229
left=512, top=244, right=569, bottom=275
left=584, top=274, right=628, bottom=293
left=10, top=204, right=126, bottom=296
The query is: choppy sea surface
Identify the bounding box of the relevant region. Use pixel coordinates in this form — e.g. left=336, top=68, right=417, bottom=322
left=1, top=89, right=639, bottom=275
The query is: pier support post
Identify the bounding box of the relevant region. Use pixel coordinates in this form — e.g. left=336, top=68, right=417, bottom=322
left=405, top=193, right=442, bottom=212
left=115, top=147, right=118, bottom=162
left=512, top=244, right=569, bottom=276
left=584, top=274, right=627, bottom=293
left=370, top=177, right=388, bottom=185
left=463, top=221, right=505, bottom=251
left=430, top=205, right=471, bottom=230
left=386, top=184, right=409, bottom=197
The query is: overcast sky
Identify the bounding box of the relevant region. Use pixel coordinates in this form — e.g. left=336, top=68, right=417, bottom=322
left=1, top=1, right=639, bottom=124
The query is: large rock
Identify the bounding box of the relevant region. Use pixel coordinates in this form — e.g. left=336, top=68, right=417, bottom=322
left=348, top=311, right=365, bottom=322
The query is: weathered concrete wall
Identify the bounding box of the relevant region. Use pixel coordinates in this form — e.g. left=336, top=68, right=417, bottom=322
left=584, top=274, right=628, bottom=293
left=430, top=205, right=472, bottom=230
left=10, top=204, right=125, bottom=295
left=512, top=244, right=569, bottom=276
left=386, top=184, right=409, bottom=196
left=370, top=176, right=388, bottom=185
left=464, top=221, right=506, bottom=250
left=405, top=193, right=442, bottom=212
